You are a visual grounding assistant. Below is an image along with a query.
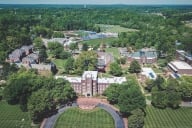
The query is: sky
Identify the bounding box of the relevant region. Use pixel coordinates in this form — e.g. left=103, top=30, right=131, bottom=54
left=0, top=0, right=192, bottom=5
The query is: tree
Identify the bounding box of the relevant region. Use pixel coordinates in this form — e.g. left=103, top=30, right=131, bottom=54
left=47, top=42, right=63, bottom=58
left=74, top=51, right=98, bottom=74
left=33, top=37, right=44, bottom=51
left=38, top=48, right=47, bottom=63
left=153, top=75, right=166, bottom=91
left=69, top=43, right=78, bottom=51
left=103, top=83, right=120, bottom=104
left=151, top=90, right=167, bottom=109
left=64, top=57, right=75, bottom=74
left=51, top=78, right=77, bottom=105
left=166, top=78, right=181, bottom=108
left=3, top=70, right=40, bottom=111
left=28, top=89, right=55, bottom=123
left=118, top=82, right=146, bottom=116
left=129, top=60, right=141, bottom=73
left=128, top=109, right=145, bottom=128
left=53, top=32, right=65, bottom=38
left=59, top=51, right=72, bottom=59
left=82, top=43, right=88, bottom=51
left=117, top=57, right=126, bottom=65
left=109, top=62, right=122, bottom=76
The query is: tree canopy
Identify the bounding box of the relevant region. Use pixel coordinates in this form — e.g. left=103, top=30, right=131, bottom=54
left=129, top=60, right=141, bottom=73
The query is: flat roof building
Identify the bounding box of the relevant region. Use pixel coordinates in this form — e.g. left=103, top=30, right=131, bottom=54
left=168, top=61, right=192, bottom=75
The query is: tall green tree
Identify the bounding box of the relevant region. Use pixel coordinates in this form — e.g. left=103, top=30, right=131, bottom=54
left=129, top=60, right=141, bottom=73
left=109, top=62, right=122, bottom=76
left=74, top=51, right=97, bottom=74
left=118, top=82, right=146, bottom=116
left=28, top=89, right=55, bottom=123
left=128, top=109, right=145, bottom=128
left=47, top=42, right=63, bottom=58
left=103, top=83, right=120, bottom=104
left=64, top=57, right=74, bottom=74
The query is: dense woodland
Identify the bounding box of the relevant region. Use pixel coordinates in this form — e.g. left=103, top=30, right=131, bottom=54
left=0, top=6, right=192, bottom=64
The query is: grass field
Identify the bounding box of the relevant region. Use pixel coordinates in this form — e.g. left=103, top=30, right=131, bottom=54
left=105, top=47, right=120, bottom=59
left=144, top=106, right=192, bottom=128
left=0, top=101, right=35, bottom=128
left=81, top=37, right=117, bottom=47
left=97, top=24, right=139, bottom=33
left=54, top=108, right=115, bottom=128
left=52, top=59, right=66, bottom=70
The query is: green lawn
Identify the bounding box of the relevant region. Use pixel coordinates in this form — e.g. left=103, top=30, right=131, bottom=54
left=54, top=108, right=115, bottom=128
left=145, top=106, right=192, bottom=128
left=105, top=47, right=120, bottom=59
left=0, top=101, right=35, bottom=128
left=97, top=24, right=139, bottom=33
left=81, top=37, right=117, bottom=47
left=52, top=59, right=66, bottom=70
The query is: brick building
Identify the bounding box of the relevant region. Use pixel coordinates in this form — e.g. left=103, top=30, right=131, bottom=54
left=56, top=71, right=126, bottom=97
left=127, top=48, right=157, bottom=64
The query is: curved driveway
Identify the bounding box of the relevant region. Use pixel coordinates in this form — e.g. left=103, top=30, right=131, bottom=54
left=43, top=103, right=124, bottom=128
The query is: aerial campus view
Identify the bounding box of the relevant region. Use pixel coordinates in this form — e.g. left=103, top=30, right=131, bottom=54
left=0, top=0, right=192, bottom=128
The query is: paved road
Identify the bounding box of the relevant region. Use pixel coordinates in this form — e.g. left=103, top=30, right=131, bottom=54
left=97, top=103, right=125, bottom=128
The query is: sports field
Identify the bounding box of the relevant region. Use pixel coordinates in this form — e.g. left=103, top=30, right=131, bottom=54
left=54, top=108, right=115, bottom=128
left=97, top=24, right=139, bottom=33
left=145, top=106, right=192, bottom=128
left=81, top=37, right=117, bottom=47
left=0, top=101, right=35, bottom=128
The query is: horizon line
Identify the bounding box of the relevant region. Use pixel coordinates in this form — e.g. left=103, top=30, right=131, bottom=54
left=0, top=3, right=192, bottom=5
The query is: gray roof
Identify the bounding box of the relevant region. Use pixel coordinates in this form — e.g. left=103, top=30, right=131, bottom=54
left=129, top=51, right=157, bottom=58
left=82, top=71, right=98, bottom=80
left=97, top=58, right=105, bottom=66
left=21, top=45, right=33, bottom=51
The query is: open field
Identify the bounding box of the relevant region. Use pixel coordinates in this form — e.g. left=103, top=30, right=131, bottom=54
left=52, top=59, right=66, bottom=70
left=97, top=24, right=139, bottom=33
left=81, top=37, right=117, bottom=47
left=105, top=47, right=120, bottom=59
left=54, top=107, right=115, bottom=128
left=0, top=101, right=37, bottom=128
left=144, top=106, right=192, bottom=128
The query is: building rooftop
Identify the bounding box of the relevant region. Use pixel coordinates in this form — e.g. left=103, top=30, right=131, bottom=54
left=98, top=77, right=126, bottom=84
left=170, top=61, right=192, bottom=70
left=129, top=51, right=157, bottom=59
left=176, top=50, right=192, bottom=61
left=56, top=76, right=81, bottom=83
left=82, top=71, right=98, bottom=80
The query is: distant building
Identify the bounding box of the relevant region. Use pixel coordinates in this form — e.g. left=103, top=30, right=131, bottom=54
left=127, top=48, right=157, bottom=64
left=56, top=71, right=126, bottom=97
left=168, top=61, right=192, bottom=75
left=97, top=52, right=114, bottom=71
left=22, top=53, right=39, bottom=64
left=176, top=50, right=192, bottom=65
left=8, top=45, right=33, bottom=63
left=42, top=38, right=76, bottom=47
left=7, top=45, right=55, bottom=72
